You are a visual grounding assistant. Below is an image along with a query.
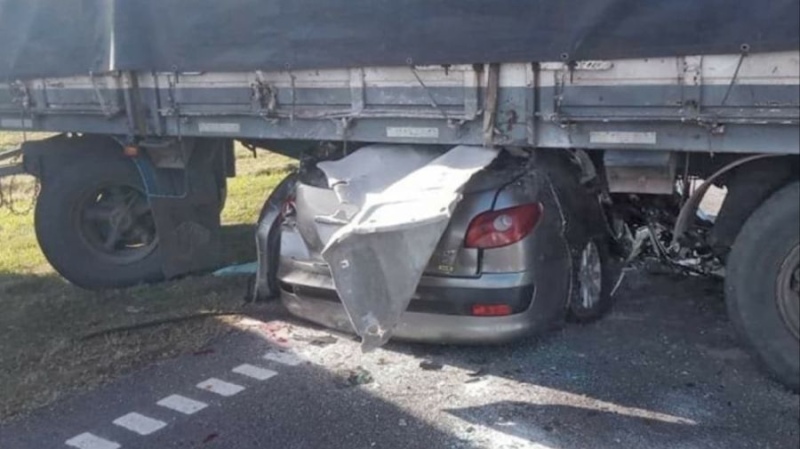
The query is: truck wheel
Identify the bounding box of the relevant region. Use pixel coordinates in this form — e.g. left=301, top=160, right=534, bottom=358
left=35, top=156, right=164, bottom=289
left=567, top=236, right=616, bottom=322
left=726, top=182, right=799, bottom=391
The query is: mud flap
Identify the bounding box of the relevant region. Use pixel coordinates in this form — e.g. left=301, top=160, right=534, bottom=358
left=320, top=145, right=498, bottom=350
left=135, top=142, right=225, bottom=279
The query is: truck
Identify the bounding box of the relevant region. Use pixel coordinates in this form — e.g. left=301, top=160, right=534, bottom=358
left=0, top=0, right=798, bottom=390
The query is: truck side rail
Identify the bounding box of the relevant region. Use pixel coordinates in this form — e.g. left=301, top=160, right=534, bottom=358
left=1, top=51, right=798, bottom=156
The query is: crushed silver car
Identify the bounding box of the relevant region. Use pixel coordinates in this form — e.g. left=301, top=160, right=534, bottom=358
left=256, top=145, right=615, bottom=347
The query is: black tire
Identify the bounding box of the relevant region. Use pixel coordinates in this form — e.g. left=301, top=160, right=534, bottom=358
left=726, top=181, right=800, bottom=392
left=35, top=156, right=164, bottom=289
left=567, top=235, right=617, bottom=322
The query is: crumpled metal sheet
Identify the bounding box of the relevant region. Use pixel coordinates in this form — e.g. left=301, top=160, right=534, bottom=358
left=317, top=145, right=441, bottom=207
left=254, top=173, right=298, bottom=300
left=320, top=145, right=498, bottom=351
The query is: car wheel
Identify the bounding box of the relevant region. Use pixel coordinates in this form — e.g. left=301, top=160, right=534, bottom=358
left=567, top=235, right=616, bottom=322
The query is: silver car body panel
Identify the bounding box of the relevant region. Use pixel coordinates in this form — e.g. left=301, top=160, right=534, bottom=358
left=310, top=145, right=498, bottom=350
left=280, top=283, right=537, bottom=345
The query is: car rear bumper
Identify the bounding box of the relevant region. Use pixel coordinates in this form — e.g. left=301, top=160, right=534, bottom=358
left=278, top=266, right=539, bottom=344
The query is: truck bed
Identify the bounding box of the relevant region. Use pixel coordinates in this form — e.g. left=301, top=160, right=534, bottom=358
left=1, top=51, right=798, bottom=156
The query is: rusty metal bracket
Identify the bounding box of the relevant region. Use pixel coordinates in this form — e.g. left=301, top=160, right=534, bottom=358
left=9, top=81, right=32, bottom=111
left=482, top=63, right=500, bottom=146
left=8, top=81, right=35, bottom=131
left=252, top=71, right=278, bottom=118
left=121, top=72, right=148, bottom=140
left=681, top=55, right=704, bottom=118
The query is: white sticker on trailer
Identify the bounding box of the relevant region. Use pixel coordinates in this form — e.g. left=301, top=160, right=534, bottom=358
left=0, top=118, right=32, bottom=129
left=198, top=122, right=241, bottom=134
left=590, top=131, right=657, bottom=145
left=386, top=127, right=440, bottom=139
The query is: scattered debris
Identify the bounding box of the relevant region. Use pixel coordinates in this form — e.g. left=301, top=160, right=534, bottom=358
left=610, top=268, right=632, bottom=297
left=193, top=348, right=216, bottom=357
left=467, top=368, right=488, bottom=378
left=343, top=367, right=374, bottom=387
left=615, top=195, right=724, bottom=278
left=237, top=318, right=265, bottom=327
left=293, top=334, right=338, bottom=347
left=212, top=261, right=258, bottom=277
left=245, top=320, right=294, bottom=347
left=202, top=433, right=219, bottom=444
left=419, top=360, right=444, bottom=371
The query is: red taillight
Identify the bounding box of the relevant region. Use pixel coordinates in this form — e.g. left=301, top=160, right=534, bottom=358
left=471, top=304, right=513, bottom=316
left=464, top=203, right=543, bottom=249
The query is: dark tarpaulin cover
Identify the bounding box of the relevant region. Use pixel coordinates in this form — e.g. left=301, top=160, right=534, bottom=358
left=1, top=0, right=798, bottom=80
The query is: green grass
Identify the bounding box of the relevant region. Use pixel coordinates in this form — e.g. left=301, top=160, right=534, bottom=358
left=0, top=133, right=295, bottom=421
left=0, top=132, right=54, bottom=152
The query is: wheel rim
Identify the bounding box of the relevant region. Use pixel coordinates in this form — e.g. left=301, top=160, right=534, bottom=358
left=76, top=184, right=158, bottom=265
left=776, top=245, right=800, bottom=340
left=578, top=241, right=603, bottom=309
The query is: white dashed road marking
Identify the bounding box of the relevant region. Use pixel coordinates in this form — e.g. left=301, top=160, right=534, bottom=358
left=263, top=350, right=304, bottom=366
left=112, top=412, right=167, bottom=436
left=197, top=378, right=246, bottom=397
left=157, top=394, right=208, bottom=415
left=65, top=432, right=121, bottom=449
left=66, top=358, right=282, bottom=447
left=233, top=363, right=278, bottom=381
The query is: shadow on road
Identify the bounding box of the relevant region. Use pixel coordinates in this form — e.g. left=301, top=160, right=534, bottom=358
left=447, top=401, right=697, bottom=448
left=376, top=271, right=800, bottom=448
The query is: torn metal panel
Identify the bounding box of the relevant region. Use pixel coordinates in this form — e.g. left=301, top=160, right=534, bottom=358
left=254, top=173, right=298, bottom=300
left=317, top=145, right=441, bottom=207
left=320, top=145, right=498, bottom=350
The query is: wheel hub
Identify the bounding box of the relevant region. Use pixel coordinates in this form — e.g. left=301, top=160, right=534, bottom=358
left=78, top=185, right=158, bottom=264
left=776, top=245, right=800, bottom=340
left=578, top=241, right=603, bottom=309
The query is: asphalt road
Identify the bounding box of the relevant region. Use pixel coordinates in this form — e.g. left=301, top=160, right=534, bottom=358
left=1, top=271, right=798, bottom=449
